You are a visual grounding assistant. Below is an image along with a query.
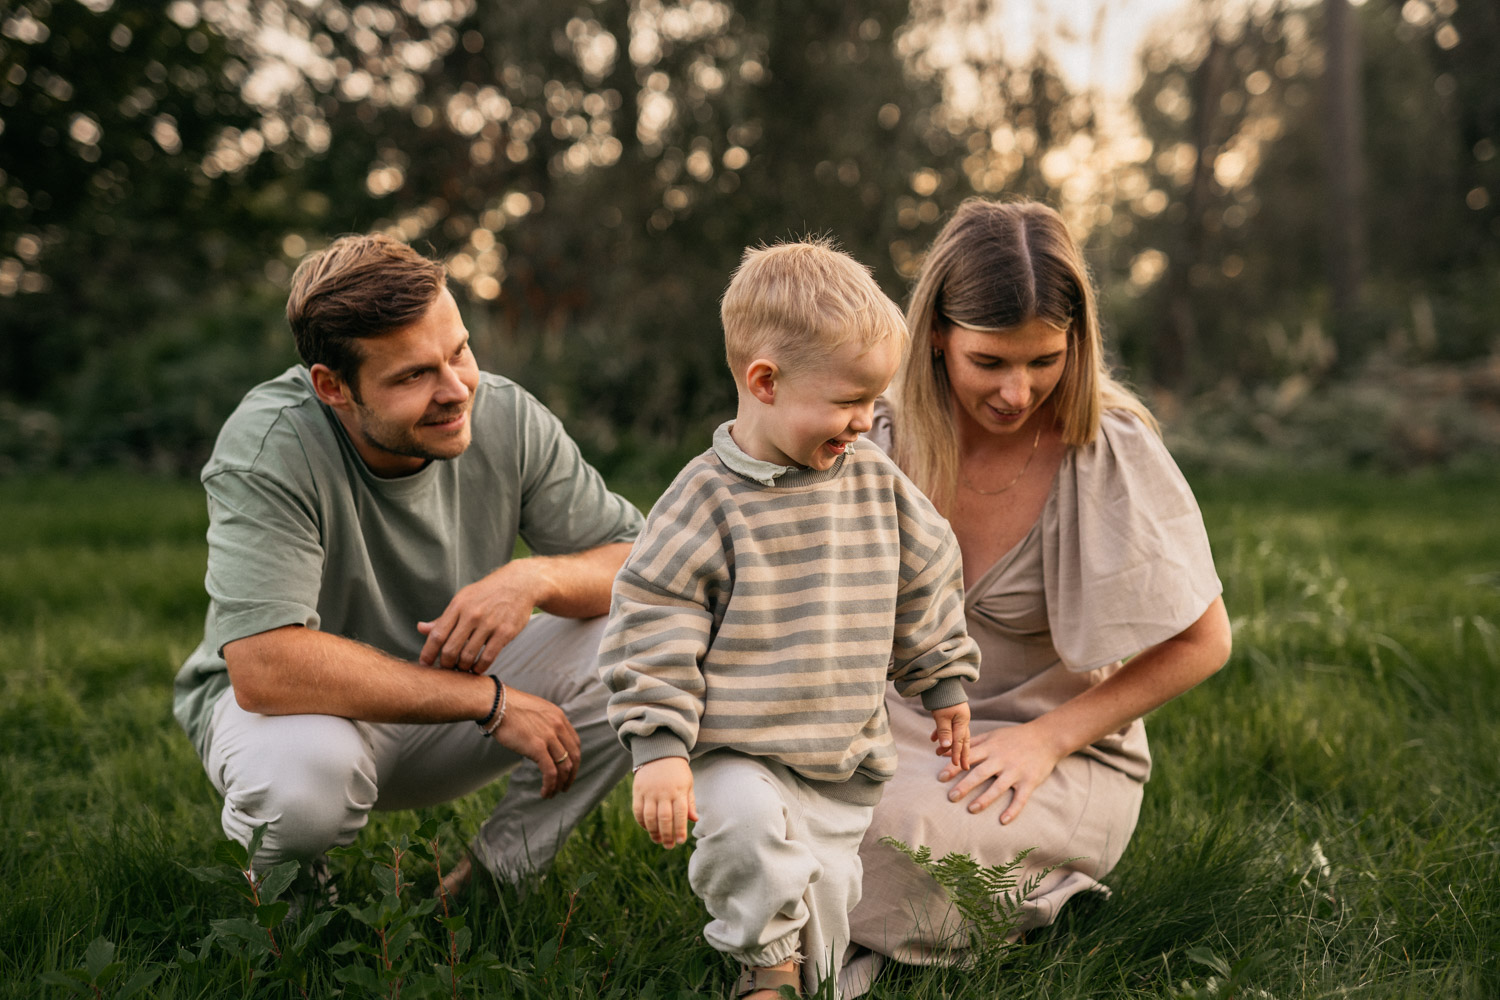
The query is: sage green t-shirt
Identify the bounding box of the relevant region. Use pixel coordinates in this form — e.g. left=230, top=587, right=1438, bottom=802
left=172, top=366, right=643, bottom=754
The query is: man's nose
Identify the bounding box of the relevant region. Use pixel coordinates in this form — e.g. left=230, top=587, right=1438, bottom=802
left=433, top=364, right=471, bottom=403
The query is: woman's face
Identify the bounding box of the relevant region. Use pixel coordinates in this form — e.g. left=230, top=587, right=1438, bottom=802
left=934, top=317, right=1070, bottom=437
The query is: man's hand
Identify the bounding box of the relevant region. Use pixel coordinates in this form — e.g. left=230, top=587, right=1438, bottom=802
left=418, top=565, right=537, bottom=672
left=488, top=685, right=582, bottom=797
left=929, top=701, right=972, bottom=771
left=632, top=757, right=697, bottom=849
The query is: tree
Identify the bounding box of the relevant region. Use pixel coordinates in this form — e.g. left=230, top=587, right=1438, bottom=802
left=1321, top=0, right=1366, bottom=354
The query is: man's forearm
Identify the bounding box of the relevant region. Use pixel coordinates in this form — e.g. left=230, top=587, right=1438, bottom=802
left=225, top=625, right=494, bottom=722
left=524, top=541, right=634, bottom=618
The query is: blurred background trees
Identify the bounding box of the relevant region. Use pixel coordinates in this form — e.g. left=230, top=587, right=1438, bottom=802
left=1, top=0, right=1496, bottom=475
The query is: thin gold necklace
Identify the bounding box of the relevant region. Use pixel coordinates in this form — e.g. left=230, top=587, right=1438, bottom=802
left=960, top=425, right=1042, bottom=496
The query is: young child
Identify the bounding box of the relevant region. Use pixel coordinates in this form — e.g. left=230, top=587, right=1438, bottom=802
left=598, top=239, right=980, bottom=998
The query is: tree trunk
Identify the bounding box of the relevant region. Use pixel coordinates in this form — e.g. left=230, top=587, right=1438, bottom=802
left=1159, top=33, right=1228, bottom=390
left=1322, top=0, right=1366, bottom=365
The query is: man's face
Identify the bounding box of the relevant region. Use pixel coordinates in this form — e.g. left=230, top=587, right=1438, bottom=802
left=323, top=287, right=481, bottom=477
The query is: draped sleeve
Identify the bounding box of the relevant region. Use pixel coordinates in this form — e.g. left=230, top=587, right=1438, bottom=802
left=1042, top=409, right=1222, bottom=672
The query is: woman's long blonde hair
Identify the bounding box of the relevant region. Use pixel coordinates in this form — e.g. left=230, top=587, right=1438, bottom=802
left=893, top=198, right=1156, bottom=513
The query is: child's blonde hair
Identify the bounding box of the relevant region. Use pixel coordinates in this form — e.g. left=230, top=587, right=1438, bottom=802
left=721, top=237, right=909, bottom=381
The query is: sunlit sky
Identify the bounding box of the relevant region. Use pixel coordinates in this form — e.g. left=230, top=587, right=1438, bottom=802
left=984, top=0, right=1195, bottom=97
left=1006, top=0, right=1319, bottom=98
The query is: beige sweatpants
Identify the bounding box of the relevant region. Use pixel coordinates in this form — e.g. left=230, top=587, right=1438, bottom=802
left=688, top=751, right=875, bottom=994
left=201, top=613, right=629, bottom=881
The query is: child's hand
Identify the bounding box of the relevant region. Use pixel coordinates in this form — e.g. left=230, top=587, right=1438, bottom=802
left=929, top=702, right=972, bottom=771
left=631, top=757, right=698, bottom=849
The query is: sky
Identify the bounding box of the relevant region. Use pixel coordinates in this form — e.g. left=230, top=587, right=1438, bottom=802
left=987, top=0, right=1196, bottom=98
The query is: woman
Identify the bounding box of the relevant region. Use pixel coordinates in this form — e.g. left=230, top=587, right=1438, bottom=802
left=843, top=199, right=1231, bottom=986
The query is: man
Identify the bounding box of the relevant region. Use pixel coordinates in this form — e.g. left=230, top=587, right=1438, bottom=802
left=172, top=233, right=643, bottom=890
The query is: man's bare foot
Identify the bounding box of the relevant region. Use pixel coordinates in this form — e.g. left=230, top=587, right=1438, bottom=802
left=436, top=852, right=473, bottom=901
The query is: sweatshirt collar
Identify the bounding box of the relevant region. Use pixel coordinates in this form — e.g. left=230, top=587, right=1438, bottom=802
left=712, top=420, right=850, bottom=486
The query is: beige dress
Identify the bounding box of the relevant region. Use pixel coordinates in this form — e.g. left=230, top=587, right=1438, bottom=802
left=847, top=407, right=1222, bottom=965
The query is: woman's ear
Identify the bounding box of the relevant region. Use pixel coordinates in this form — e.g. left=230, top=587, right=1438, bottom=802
left=931, top=324, right=948, bottom=358
left=746, top=359, right=779, bottom=405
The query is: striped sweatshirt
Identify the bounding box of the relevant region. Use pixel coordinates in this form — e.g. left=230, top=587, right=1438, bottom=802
left=599, top=423, right=980, bottom=804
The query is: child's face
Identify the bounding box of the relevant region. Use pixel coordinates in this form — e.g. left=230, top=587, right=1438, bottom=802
left=757, top=336, right=902, bottom=471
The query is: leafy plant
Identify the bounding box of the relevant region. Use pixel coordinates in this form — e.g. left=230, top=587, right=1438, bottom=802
left=1170, top=946, right=1281, bottom=999
left=38, top=936, right=162, bottom=999
left=182, top=823, right=334, bottom=997
left=879, top=837, right=1062, bottom=964
left=178, top=818, right=627, bottom=998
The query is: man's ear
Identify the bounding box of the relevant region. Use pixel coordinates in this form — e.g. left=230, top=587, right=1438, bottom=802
left=310, top=364, right=355, bottom=410
left=746, top=359, right=779, bottom=405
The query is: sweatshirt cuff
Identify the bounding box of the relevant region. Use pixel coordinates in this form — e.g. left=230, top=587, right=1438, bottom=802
left=628, top=731, right=691, bottom=770
left=919, top=676, right=969, bottom=712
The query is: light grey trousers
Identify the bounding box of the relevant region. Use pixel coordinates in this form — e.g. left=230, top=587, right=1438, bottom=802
left=688, top=751, right=875, bottom=994
left=200, top=613, right=629, bottom=881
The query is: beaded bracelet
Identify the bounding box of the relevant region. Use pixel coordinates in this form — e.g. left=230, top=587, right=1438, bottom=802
left=476, top=675, right=507, bottom=738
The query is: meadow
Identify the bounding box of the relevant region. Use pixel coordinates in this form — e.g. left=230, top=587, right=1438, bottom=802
left=1, top=469, right=1496, bottom=999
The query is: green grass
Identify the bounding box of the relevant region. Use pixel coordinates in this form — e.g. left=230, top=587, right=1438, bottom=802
left=1, top=470, right=1496, bottom=998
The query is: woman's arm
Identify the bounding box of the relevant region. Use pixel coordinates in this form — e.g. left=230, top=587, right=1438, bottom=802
left=939, top=595, right=1232, bottom=824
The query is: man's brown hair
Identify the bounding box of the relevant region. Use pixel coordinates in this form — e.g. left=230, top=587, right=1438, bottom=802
left=286, top=234, right=446, bottom=398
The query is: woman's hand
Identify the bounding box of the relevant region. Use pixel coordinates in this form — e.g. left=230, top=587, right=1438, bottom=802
left=937, top=723, right=1064, bottom=825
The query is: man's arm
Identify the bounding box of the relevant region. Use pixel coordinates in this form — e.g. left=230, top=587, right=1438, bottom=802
left=224, top=625, right=583, bottom=796
left=416, top=541, right=634, bottom=672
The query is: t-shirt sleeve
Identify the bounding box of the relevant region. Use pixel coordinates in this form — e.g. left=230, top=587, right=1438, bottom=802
left=202, top=463, right=324, bottom=652
left=1042, top=410, right=1223, bottom=672
left=511, top=391, right=643, bottom=555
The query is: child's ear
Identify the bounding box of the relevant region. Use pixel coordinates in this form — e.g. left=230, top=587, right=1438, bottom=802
left=746, top=359, right=779, bottom=405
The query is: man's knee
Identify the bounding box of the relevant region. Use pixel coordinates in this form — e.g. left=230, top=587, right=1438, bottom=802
left=212, top=713, right=376, bottom=864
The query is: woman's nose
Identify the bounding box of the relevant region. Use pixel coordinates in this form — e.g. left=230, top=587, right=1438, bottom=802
left=995, top=370, right=1029, bottom=408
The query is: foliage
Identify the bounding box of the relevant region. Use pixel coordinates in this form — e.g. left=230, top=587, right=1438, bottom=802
left=39, top=936, right=162, bottom=1000
left=1108, top=0, right=1500, bottom=390
left=1169, top=946, right=1281, bottom=1000
left=22, top=0, right=1500, bottom=475
left=878, top=838, right=1058, bottom=964
left=3, top=470, right=1498, bottom=997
